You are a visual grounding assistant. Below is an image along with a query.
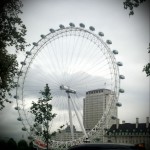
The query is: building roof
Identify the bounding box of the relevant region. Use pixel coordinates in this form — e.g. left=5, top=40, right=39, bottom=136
left=65, top=125, right=76, bottom=132
left=106, top=123, right=150, bottom=135
left=86, top=88, right=111, bottom=95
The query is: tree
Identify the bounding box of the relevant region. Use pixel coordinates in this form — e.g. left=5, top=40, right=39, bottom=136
left=18, top=139, right=29, bottom=150
left=0, top=139, right=7, bottom=149
left=0, top=0, right=29, bottom=110
left=7, top=138, right=18, bottom=150
left=0, top=0, right=28, bottom=51
left=143, top=44, right=150, bottom=76
left=0, top=50, right=18, bottom=110
left=123, top=0, right=150, bottom=77
left=28, top=141, right=37, bottom=150
left=123, top=0, right=146, bottom=16
left=30, top=84, right=57, bottom=150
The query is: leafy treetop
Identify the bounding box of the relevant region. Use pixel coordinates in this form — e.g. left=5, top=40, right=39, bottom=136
left=30, top=84, right=57, bottom=146
left=0, top=0, right=29, bottom=110
left=0, top=0, right=29, bottom=51
left=123, top=0, right=146, bottom=16
left=143, top=44, right=150, bottom=77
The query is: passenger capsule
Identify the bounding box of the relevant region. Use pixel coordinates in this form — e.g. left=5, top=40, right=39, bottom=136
left=33, top=42, right=38, bottom=46
left=69, top=22, right=75, bottom=27
left=79, top=23, right=85, bottom=28
left=20, top=61, right=26, bottom=65
left=111, top=116, right=117, bottom=120
left=59, top=24, right=65, bottom=29
left=22, top=127, right=27, bottom=131
left=98, top=32, right=104, bottom=36
left=116, top=102, right=122, bottom=107
left=49, top=28, right=55, bottom=33
left=14, top=83, right=20, bottom=87
left=89, top=26, right=95, bottom=31
left=119, top=89, right=125, bottom=93
left=106, top=40, right=112, bottom=44
left=14, top=95, right=19, bottom=99
left=18, top=71, right=23, bottom=76
left=30, top=127, right=34, bottom=131
left=17, top=117, right=22, bottom=121
left=28, top=136, right=33, bottom=140
left=112, top=50, right=118, bottom=54
left=5, top=99, right=11, bottom=103
left=119, top=75, right=125, bottom=79
left=15, top=106, right=20, bottom=110
left=41, top=34, right=46, bottom=39
left=117, top=62, right=123, bottom=66
left=26, top=51, right=32, bottom=55
left=33, top=123, right=38, bottom=127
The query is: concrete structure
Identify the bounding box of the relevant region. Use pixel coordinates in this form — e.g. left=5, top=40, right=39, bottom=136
left=105, top=117, right=150, bottom=149
left=83, top=89, right=117, bottom=131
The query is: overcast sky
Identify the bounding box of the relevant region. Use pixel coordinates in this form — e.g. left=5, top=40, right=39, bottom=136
left=0, top=0, right=149, bottom=141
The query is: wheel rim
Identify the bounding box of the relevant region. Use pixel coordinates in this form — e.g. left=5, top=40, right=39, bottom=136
left=15, top=24, right=122, bottom=148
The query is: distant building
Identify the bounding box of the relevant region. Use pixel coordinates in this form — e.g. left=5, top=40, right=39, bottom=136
left=83, top=89, right=117, bottom=131
left=105, top=117, right=150, bottom=149
left=52, top=125, right=83, bottom=141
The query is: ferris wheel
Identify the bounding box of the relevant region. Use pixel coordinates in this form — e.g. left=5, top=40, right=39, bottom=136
left=14, top=23, right=125, bottom=149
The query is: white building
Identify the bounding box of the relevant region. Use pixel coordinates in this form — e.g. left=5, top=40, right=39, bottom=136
left=105, top=117, right=150, bottom=150
left=83, top=89, right=117, bottom=131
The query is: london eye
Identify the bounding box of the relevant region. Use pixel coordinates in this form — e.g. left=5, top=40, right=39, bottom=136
left=14, top=23, right=125, bottom=149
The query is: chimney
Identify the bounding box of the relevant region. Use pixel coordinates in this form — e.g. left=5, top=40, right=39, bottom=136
left=146, top=117, right=149, bottom=128
left=136, top=118, right=139, bottom=128
left=116, top=119, right=120, bottom=129
left=122, top=120, right=125, bottom=124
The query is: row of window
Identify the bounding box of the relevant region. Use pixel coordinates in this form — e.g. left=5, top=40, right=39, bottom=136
left=108, top=132, right=149, bottom=136
left=112, top=137, right=149, bottom=144
left=86, top=90, right=105, bottom=94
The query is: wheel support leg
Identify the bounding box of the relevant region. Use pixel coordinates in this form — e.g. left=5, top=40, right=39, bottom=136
left=70, top=98, right=88, bottom=139
left=67, top=92, right=74, bottom=140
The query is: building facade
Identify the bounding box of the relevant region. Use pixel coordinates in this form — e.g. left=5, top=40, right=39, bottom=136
left=83, top=89, right=117, bottom=131
left=52, top=125, right=83, bottom=141
left=105, top=117, right=150, bottom=149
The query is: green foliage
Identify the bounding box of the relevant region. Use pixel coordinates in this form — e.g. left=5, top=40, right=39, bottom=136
left=0, top=0, right=29, bottom=51
left=30, top=84, right=56, bottom=125
left=0, top=49, right=18, bottom=110
left=7, top=138, right=18, bottom=150
left=143, top=44, right=150, bottom=77
left=123, top=0, right=146, bottom=16
left=123, top=1, right=149, bottom=77
left=0, top=139, right=7, bottom=149
left=28, top=141, right=33, bottom=150
left=18, top=139, right=29, bottom=150
left=143, top=63, right=150, bottom=76
left=0, top=138, right=35, bottom=150
left=30, top=84, right=56, bottom=146
left=0, top=0, right=29, bottom=110
left=28, top=141, right=37, bottom=150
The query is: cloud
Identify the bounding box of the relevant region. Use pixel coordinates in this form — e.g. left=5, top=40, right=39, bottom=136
left=1, top=0, right=149, bottom=141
